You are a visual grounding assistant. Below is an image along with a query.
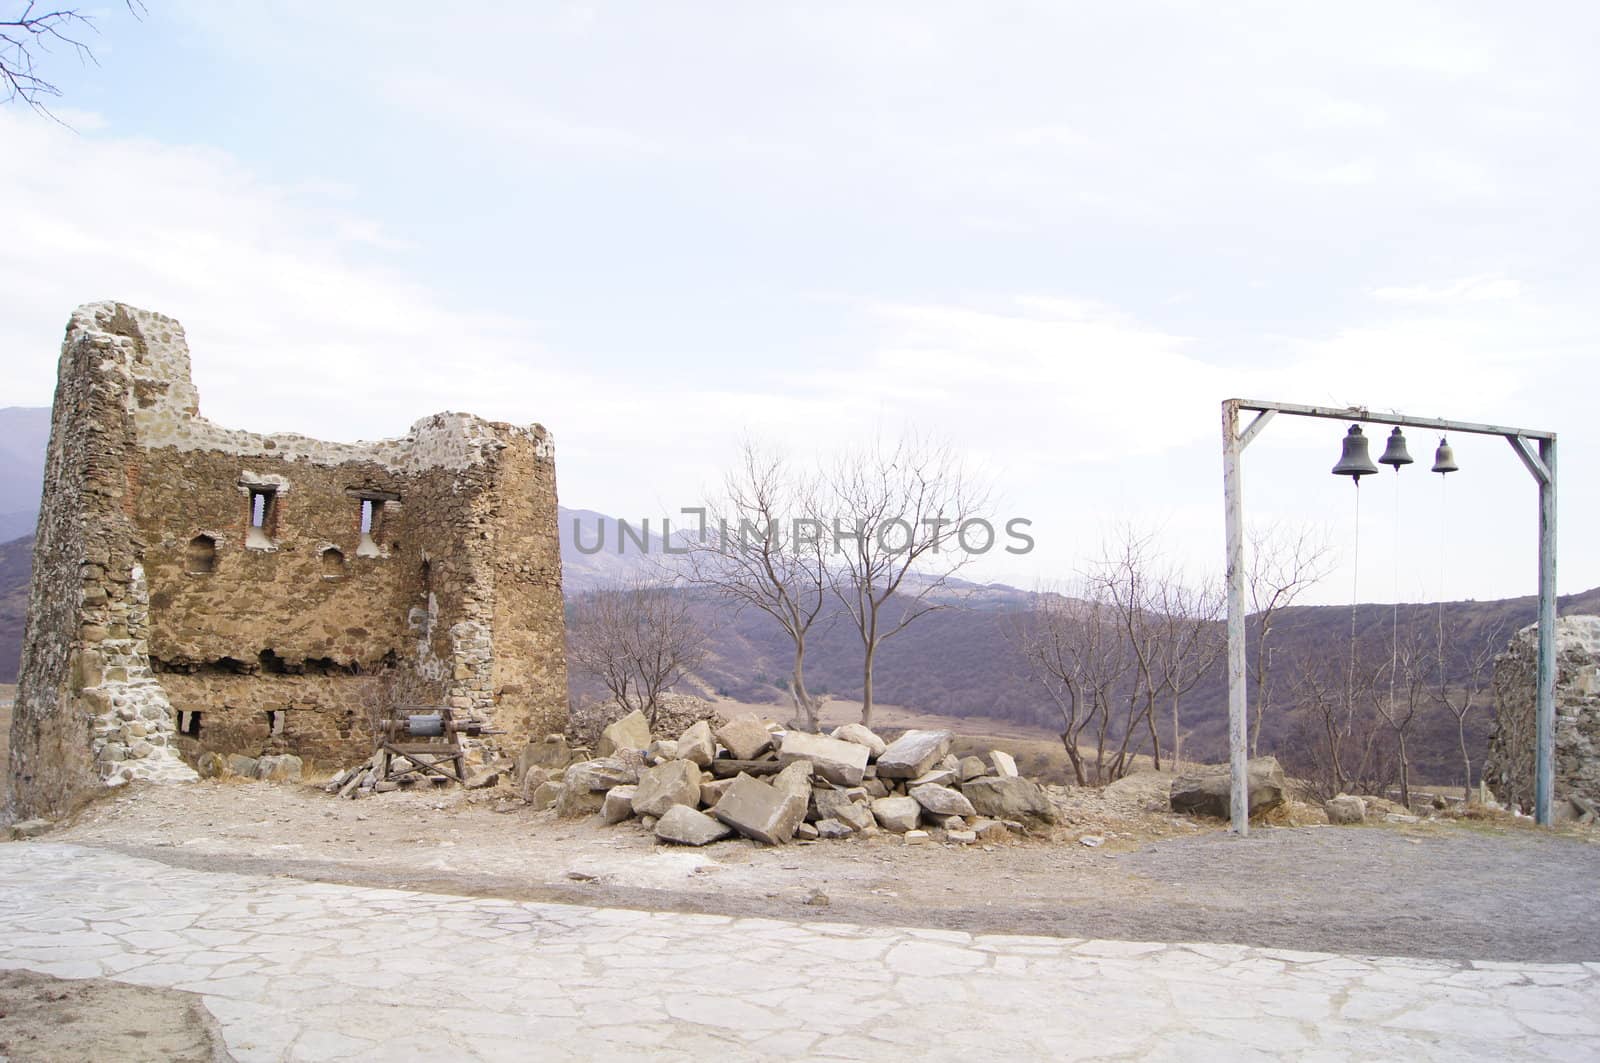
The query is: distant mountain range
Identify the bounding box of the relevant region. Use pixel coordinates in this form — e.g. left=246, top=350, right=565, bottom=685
left=2, top=404, right=1595, bottom=784
left=0, top=408, right=50, bottom=544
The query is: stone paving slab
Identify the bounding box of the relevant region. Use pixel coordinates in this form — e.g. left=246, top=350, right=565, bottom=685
left=0, top=843, right=1596, bottom=1061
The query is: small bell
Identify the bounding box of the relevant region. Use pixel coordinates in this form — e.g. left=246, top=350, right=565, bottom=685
left=1432, top=436, right=1459, bottom=474
left=1379, top=427, right=1414, bottom=470
left=1332, top=425, right=1379, bottom=480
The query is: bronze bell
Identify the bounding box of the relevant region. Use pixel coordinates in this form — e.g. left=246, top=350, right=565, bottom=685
left=1379, top=427, right=1414, bottom=469
left=1332, top=425, right=1379, bottom=480
left=1432, top=436, right=1459, bottom=474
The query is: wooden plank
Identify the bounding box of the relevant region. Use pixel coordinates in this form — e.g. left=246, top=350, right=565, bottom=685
left=709, top=759, right=785, bottom=779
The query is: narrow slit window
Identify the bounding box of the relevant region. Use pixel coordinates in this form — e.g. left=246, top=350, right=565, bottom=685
left=357, top=497, right=384, bottom=557
left=177, top=710, right=202, bottom=738
left=245, top=487, right=278, bottom=549
left=266, top=709, right=284, bottom=737
left=250, top=489, right=272, bottom=528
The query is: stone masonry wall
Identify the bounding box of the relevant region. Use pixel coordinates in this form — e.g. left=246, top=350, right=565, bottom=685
left=7, top=302, right=566, bottom=820
left=1484, top=615, right=1600, bottom=813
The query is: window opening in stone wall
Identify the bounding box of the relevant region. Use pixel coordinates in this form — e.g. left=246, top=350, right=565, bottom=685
left=186, top=534, right=216, bottom=574
left=357, top=498, right=385, bottom=557
left=266, top=709, right=284, bottom=737
left=177, top=710, right=202, bottom=737
left=250, top=489, right=272, bottom=527
left=420, top=559, right=431, bottom=592
left=246, top=487, right=277, bottom=549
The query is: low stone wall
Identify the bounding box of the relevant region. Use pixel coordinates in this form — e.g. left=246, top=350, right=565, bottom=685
left=1484, top=615, right=1600, bottom=812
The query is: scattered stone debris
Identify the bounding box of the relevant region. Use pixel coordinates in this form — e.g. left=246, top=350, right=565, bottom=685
left=497, top=712, right=1059, bottom=847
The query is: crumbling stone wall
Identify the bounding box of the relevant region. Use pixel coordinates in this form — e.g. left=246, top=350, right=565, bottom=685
left=1484, top=615, right=1600, bottom=813
left=7, top=302, right=567, bottom=820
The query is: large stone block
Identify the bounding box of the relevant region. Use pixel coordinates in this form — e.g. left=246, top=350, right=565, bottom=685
left=961, top=776, right=1056, bottom=827
left=811, top=787, right=856, bottom=822
left=601, top=785, right=639, bottom=824
left=830, top=723, right=887, bottom=759
left=778, top=731, right=870, bottom=786
left=910, top=783, right=976, bottom=818
left=564, top=757, right=639, bottom=793
left=715, top=714, right=774, bottom=761
left=597, top=710, right=652, bottom=757
left=555, top=783, right=604, bottom=818
left=875, top=730, right=954, bottom=780
left=771, top=759, right=815, bottom=800
left=517, top=736, right=570, bottom=778
left=254, top=754, right=303, bottom=783
left=225, top=754, right=258, bottom=778
left=870, top=795, right=922, bottom=833
left=1325, top=794, right=1366, bottom=825
left=834, top=801, right=876, bottom=833
left=656, top=805, right=734, bottom=846
left=712, top=773, right=807, bottom=845
left=631, top=760, right=702, bottom=818
left=1169, top=757, right=1286, bottom=819
left=677, top=720, right=715, bottom=767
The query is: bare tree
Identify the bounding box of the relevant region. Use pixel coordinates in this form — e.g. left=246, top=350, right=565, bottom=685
left=1151, top=573, right=1225, bottom=774
left=1088, top=528, right=1224, bottom=778
left=2, top=2, right=144, bottom=119
left=684, top=441, right=832, bottom=730
left=1379, top=622, right=1433, bottom=809
left=826, top=433, right=988, bottom=729
left=1008, top=583, right=1126, bottom=786
left=1432, top=618, right=1503, bottom=804
left=1245, top=522, right=1333, bottom=755
left=566, top=580, right=707, bottom=730
left=1283, top=644, right=1396, bottom=801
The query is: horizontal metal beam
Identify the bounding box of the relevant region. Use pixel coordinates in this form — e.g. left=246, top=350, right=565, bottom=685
left=1231, top=398, right=1555, bottom=441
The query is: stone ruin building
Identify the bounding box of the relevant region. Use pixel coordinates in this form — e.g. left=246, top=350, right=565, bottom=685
left=1485, top=615, right=1600, bottom=815
left=6, top=302, right=567, bottom=820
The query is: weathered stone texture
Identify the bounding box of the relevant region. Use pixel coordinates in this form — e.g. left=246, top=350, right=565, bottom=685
left=1485, top=616, right=1600, bottom=813
left=7, top=303, right=567, bottom=820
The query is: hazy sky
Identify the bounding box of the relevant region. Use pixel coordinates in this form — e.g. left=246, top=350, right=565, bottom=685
left=2, top=2, right=1595, bottom=604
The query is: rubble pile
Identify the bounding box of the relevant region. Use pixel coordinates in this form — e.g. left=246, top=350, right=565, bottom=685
left=518, top=710, right=1060, bottom=847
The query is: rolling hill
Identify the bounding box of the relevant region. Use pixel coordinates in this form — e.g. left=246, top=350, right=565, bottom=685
left=0, top=403, right=1591, bottom=786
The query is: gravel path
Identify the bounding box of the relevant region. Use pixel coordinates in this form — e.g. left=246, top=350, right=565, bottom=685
left=1112, top=825, right=1600, bottom=963
left=36, top=782, right=1600, bottom=965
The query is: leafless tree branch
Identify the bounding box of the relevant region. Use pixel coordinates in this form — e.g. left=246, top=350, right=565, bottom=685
left=1, top=1, right=145, bottom=122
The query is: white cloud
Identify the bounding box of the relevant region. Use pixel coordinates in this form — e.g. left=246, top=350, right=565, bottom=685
left=1373, top=275, right=1523, bottom=305
left=1307, top=100, right=1389, bottom=128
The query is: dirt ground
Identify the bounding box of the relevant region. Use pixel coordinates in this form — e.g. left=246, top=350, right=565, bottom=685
left=21, top=774, right=1599, bottom=965
left=0, top=968, right=232, bottom=1062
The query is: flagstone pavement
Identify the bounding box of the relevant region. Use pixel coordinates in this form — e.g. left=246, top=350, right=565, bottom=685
left=0, top=843, right=1595, bottom=1061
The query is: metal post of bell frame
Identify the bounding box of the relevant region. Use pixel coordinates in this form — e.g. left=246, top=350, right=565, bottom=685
left=1221, top=399, right=1558, bottom=833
